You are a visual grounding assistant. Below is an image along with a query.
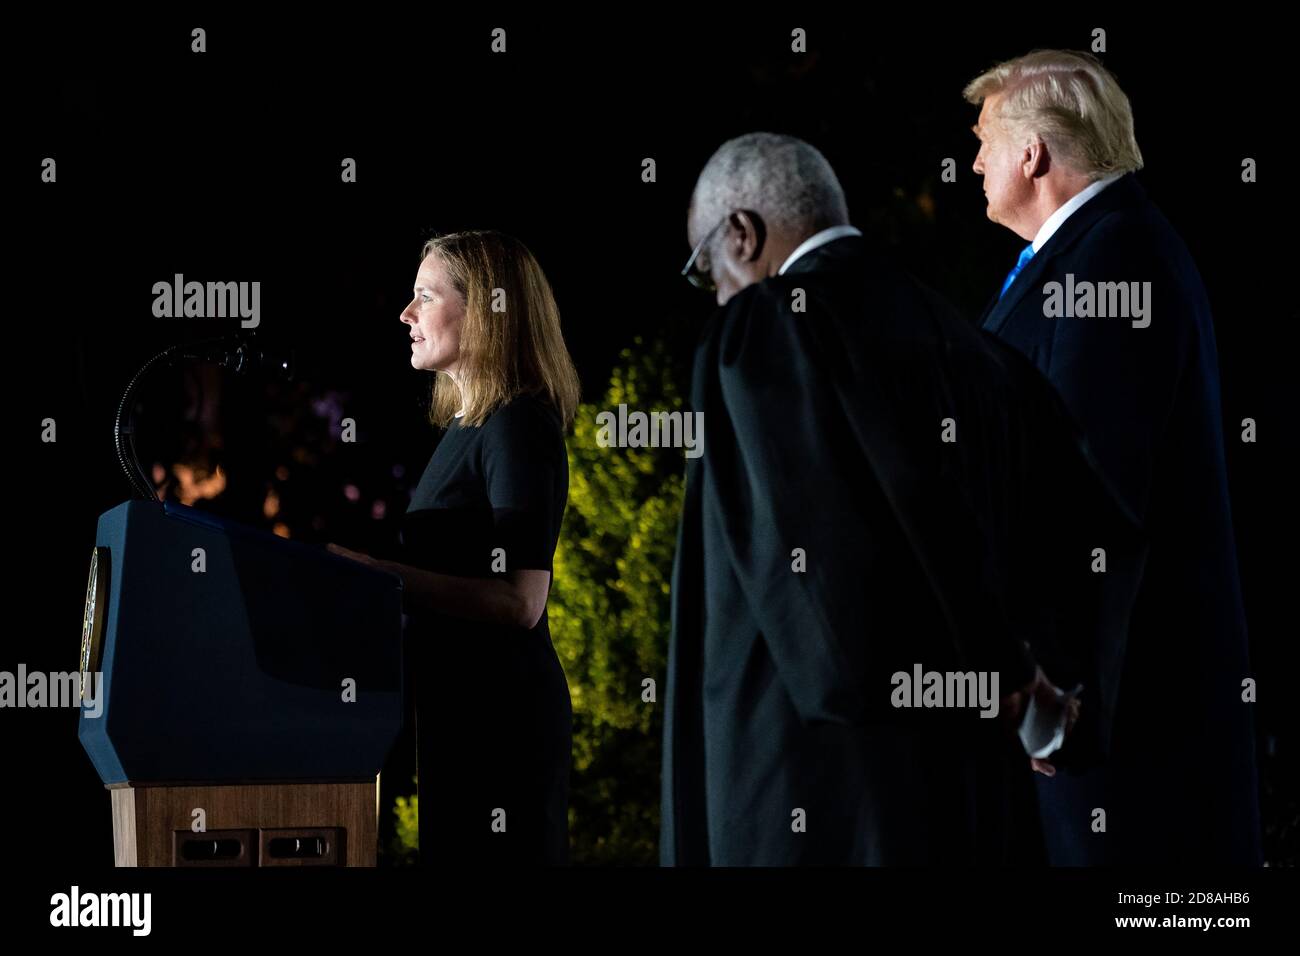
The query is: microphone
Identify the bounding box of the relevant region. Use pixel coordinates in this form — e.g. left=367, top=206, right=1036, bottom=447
left=174, top=334, right=295, bottom=381
left=115, top=333, right=296, bottom=501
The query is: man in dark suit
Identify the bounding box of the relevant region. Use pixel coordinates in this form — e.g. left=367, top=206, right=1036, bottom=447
left=966, top=49, right=1261, bottom=865
left=661, top=132, right=1140, bottom=865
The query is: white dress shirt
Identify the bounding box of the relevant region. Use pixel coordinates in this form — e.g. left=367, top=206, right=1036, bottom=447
left=777, top=224, right=864, bottom=275
left=1032, top=172, right=1124, bottom=253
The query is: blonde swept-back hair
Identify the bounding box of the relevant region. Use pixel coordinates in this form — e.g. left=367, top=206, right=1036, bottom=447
left=963, top=49, right=1144, bottom=179
left=419, top=230, right=579, bottom=430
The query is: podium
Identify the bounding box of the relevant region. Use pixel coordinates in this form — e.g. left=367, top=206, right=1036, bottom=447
left=78, top=500, right=404, bottom=867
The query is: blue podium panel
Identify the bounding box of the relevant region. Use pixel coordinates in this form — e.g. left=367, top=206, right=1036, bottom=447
left=79, top=500, right=404, bottom=785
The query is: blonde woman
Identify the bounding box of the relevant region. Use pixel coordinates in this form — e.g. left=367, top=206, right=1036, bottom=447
left=330, top=230, right=579, bottom=865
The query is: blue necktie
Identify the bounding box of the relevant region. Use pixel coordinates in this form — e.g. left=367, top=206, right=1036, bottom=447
left=999, top=243, right=1036, bottom=299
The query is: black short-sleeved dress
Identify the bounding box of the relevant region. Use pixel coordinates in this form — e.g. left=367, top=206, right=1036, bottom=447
left=400, top=393, right=573, bottom=865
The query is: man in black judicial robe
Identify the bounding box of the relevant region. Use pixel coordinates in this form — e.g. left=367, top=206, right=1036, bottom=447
left=661, top=133, right=1144, bottom=866
left=966, top=50, right=1261, bottom=865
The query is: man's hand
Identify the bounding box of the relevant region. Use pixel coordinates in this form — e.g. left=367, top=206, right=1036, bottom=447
left=1000, top=665, right=1081, bottom=776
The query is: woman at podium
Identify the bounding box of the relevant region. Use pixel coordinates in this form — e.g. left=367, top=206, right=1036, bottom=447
left=330, top=230, right=580, bottom=864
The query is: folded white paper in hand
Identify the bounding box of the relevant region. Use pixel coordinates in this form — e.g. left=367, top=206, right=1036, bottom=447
left=1018, top=683, right=1083, bottom=759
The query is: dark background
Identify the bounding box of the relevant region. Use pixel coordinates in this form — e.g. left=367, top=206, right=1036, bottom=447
left=7, top=12, right=1294, bottom=876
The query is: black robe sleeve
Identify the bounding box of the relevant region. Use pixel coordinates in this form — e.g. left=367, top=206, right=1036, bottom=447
left=696, top=279, right=1043, bottom=727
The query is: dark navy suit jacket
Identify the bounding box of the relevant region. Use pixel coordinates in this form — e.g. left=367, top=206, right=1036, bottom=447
left=982, top=173, right=1262, bottom=865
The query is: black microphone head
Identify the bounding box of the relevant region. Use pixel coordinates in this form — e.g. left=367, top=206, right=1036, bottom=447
left=230, top=338, right=295, bottom=381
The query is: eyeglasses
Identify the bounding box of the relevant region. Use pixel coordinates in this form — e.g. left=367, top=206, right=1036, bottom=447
left=680, top=210, right=766, bottom=293
left=681, top=216, right=728, bottom=292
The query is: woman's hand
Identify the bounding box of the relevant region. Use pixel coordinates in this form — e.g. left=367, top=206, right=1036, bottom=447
left=326, top=542, right=390, bottom=571
left=327, top=544, right=550, bottom=629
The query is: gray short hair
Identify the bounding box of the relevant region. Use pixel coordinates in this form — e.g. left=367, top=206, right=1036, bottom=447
left=963, top=50, right=1143, bottom=179
left=691, top=132, right=849, bottom=240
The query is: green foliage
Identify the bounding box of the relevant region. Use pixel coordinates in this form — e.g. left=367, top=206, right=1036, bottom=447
left=388, top=336, right=686, bottom=865
left=388, top=777, right=419, bottom=866
left=551, top=336, right=686, bottom=864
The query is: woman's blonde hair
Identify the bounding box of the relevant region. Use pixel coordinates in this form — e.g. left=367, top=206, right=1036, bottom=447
left=963, top=49, right=1144, bottom=180
left=420, top=230, right=580, bottom=430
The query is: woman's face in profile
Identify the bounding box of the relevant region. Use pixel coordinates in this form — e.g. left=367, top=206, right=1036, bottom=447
left=401, top=253, right=466, bottom=374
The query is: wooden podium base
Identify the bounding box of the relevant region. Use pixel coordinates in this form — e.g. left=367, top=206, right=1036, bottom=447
left=109, top=780, right=379, bottom=867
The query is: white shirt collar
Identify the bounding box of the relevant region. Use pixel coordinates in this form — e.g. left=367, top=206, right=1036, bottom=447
left=777, top=225, right=864, bottom=275
left=1032, top=173, right=1124, bottom=253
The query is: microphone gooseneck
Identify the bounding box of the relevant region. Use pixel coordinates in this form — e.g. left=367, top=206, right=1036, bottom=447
left=113, top=333, right=295, bottom=502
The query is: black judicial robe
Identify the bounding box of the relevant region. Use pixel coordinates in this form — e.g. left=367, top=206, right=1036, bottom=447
left=661, top=235, right=1144, bottom=866
left=981, top=174, right=1261, bottom=866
